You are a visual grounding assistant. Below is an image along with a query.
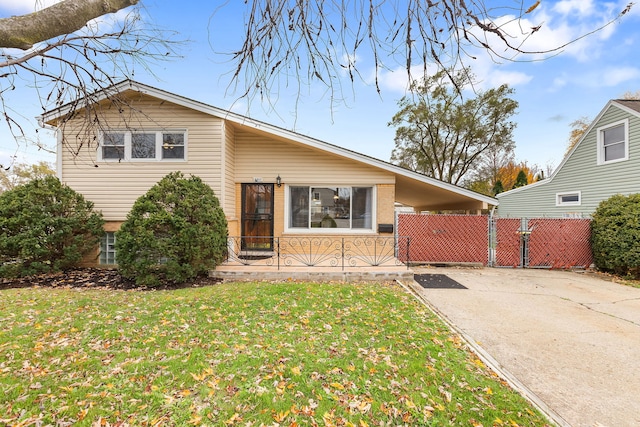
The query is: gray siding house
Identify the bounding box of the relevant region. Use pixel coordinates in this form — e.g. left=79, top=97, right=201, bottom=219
left=497, top=99, right=640, bottom=218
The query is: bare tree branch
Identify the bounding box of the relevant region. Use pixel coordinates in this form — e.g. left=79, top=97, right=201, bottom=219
left=0, top=2, right=180, bottom=169
left=212, top=1, right=634, bottom=106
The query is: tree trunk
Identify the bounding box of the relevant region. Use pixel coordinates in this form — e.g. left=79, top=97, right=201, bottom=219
left=0, top=0, right=139, bottom=50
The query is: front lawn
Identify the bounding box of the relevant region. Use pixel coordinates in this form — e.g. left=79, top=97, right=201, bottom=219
left=0, top=281, right=551, bottom=426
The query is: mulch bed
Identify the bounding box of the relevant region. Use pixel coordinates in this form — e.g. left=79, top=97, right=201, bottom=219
left=0, top=268, right=222, bottom=291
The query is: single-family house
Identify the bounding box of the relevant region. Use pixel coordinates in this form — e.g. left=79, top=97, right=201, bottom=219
left=39, top=80, right=496, bottom=271
left=497, top=99, right=640, bottom=218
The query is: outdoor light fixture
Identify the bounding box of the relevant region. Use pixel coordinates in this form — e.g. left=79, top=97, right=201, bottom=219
left=276, top=175, right=282, bottom=187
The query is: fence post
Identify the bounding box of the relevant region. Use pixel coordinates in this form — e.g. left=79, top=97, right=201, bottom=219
left=519, top=218, right=531, bottom=268
left=488, top=214, right=496, bottom=267
left=406, top=237, right=411, bottom=270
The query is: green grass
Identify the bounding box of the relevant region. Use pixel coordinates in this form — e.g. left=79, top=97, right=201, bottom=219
left=0, top=281, right=551, bottom=426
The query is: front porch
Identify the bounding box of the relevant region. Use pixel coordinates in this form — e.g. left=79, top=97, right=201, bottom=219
left=210, top=236, right=414, bottom=282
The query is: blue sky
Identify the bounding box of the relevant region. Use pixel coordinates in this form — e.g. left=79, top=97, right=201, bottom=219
left=1, top=0, right=640, bottom=175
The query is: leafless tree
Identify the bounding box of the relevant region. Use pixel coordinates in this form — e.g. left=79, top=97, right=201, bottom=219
left=215, top=1, right=634, bottom=105
left=0, top=0, right=178, bottom=168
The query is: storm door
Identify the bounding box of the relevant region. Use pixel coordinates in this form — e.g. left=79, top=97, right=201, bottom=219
left=241, top=183, right=274, bottom=251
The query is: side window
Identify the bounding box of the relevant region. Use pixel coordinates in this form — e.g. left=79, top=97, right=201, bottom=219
left=556, top=192, right=581, bottom=206
left=597, top=120, right=628, bottom=165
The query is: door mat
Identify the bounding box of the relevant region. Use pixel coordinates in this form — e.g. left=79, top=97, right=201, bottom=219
left=414, top=274, right=467, bottom=289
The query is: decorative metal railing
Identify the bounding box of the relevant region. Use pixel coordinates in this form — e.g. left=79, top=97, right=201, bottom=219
left=225, top=236, right=411, bottom=270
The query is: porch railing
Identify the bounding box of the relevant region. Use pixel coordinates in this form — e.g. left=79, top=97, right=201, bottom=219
left=225, top=236, right=411, bottom=270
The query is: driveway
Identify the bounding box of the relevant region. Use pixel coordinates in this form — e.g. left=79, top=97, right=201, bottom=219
left=407, top=267, right=640, bottom=427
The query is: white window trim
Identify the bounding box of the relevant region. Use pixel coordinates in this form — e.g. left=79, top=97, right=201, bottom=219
left=284, top=184, right=377, bottom=234
left=98, top=130, right=187, bottom=162
left=556, top=191, right=581, bottom=207
left=597, top=119, right=628, bottom=165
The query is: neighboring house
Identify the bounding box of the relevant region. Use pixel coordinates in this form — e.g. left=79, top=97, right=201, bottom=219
left=39, top=80, right=496, bottom=266
left=497, top=99, right=640, bottom=218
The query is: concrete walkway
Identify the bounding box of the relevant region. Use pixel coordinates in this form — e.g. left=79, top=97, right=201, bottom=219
left=406, top=267, right=640, bottom=427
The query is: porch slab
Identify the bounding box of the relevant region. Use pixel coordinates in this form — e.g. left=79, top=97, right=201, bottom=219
left=210, top=264, right=414, bottom=282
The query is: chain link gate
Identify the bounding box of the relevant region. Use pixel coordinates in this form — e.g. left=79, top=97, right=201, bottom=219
left=398, top=213, right=593, bottom=269
left=526, top=218, right=593, bottom=268
left=490, top=217, right=593, bottom=268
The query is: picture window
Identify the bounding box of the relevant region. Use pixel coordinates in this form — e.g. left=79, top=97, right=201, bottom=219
left=288, top=186, right=374, bottom=231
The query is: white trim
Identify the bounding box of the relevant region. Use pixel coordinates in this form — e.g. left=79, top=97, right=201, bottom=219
left=496, top=179, right=548, bottom=198
left=596, top=118, right=629, bottom=165
left=97, top=129, right=188, bottom=162
left=284, top=184, right=377, bottom=234
left=555, top=191, right=581, bottom=207
left=219, top=121, right=226, bottom=211
left=56, top=128, right=63, bottom=181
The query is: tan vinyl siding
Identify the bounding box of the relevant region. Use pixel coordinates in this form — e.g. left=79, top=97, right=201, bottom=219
left=498, top=104, right=640, bottom=218
left=234, top=128, right=395, bottom=184
left=59, top=92, right=223, bottom=221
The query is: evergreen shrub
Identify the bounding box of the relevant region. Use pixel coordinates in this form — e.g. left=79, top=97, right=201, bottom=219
left=0, top=176, right=104, bottom=277
left=591, top=193, right=640, bottom=278
left=116, top=172, right=228, bottom=286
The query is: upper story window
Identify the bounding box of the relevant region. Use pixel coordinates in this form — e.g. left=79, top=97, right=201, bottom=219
left=597, top=119, right=628, bottom=165
left=99, top=130, right=186, bottom=161
left=287, top=186, right=375, bottom=232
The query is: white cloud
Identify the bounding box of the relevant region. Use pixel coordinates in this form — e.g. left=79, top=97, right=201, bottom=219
left=467, top=54, right=534, bottom=89
left=552, top=0, right=596, bottom=17
left=481, top=69, right=533, bottom=88
left=370, top=56, right=533, bottom=96
left=371, top=64, right=427, bottom=94
left=565, top=66, right=640, bottom=89
left=593, top=67, right=640, bottom=86
left=551, top=75, right=568, bottom=91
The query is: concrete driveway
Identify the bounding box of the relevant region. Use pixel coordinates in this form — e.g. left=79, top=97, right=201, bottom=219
left=406, top=267, right=640, bottom=427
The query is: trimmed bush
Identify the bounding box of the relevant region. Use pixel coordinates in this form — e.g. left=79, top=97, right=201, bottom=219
left=0, top=176, right=105, bottom=277
left=591, top=193, right=640, bottom=278
left=116, top=172, right=228, bottom=287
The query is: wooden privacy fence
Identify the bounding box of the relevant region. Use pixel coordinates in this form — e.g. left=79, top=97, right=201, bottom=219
left=397, top=214, right=593, bottom=268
